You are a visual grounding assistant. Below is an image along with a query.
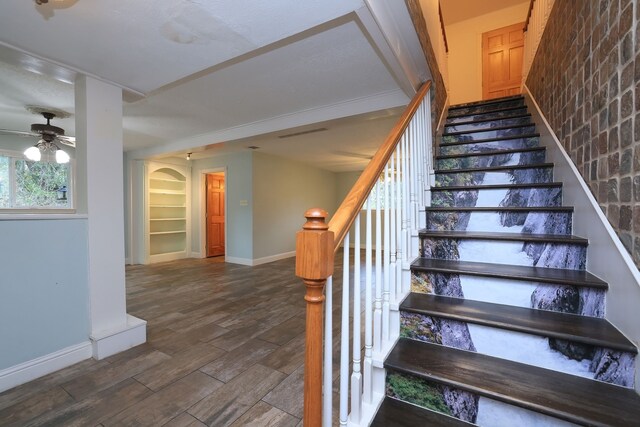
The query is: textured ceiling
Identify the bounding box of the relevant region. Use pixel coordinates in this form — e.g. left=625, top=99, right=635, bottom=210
left=0, top=0, right=363, bottom=93
left=0, top=0, right=418, bottom=171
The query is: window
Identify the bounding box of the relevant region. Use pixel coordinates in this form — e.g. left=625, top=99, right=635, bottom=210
left=0, top=151, right=72, bottom=210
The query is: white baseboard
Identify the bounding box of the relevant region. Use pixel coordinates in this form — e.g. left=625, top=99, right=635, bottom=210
left=252, top=251, right=296, bottom=266
left=226, top=251, right=296, bottom=267
left=190, top=251, right=203, bottom=259
left=90, top=314, right=147, bottom=360
left=524, top=86, right=640, bottom=392
left=124, top=257, right=131, bottom=265
left=224, top=256, right=253, bottom=266
left=147, top=250, right=187, bottom=264
left=0, top=342, right=92, bottom=393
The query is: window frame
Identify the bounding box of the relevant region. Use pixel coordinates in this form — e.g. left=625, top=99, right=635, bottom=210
left=0, top=148, right=75, bottom=213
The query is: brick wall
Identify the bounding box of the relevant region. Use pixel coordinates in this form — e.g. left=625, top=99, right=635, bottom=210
left=526, top=0, right=640, bottom=268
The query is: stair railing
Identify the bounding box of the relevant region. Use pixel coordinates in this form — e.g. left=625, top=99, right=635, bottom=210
left=522, top=0, right=555, bottom=83
left=296, top=80, right=433, bottom=426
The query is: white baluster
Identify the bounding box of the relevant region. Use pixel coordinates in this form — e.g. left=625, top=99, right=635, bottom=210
left=382, top=162, right=390, bottom=343
left=425, top=94, right=434, bottom=201
left=389, top=152, right=397, bottom=303
left=402, top=135, right=410, bottom=267
left=350, top=215, right=362, bottom=423
left=339, top=232, right=350, bottom=426
left=410, top=118, right=418, bottom=232
left=363, top=199, right=373, bottom=404
left=374, top=181, right=383, bottom=352
left=395, top=144, right=404, bottom=296
left=323, top=275, right=332, bottom=427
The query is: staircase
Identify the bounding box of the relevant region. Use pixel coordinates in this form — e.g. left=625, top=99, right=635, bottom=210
left=371, top=95, right=640, bottom=426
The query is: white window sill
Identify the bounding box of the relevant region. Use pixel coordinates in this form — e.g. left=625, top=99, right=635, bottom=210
left=0, top=210, right=87, bottom=220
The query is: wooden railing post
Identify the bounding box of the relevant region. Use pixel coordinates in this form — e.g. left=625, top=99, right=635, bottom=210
left=296, top=208, right=334, bottom=427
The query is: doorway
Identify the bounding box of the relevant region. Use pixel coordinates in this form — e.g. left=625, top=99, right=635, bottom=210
left=205, top=172, right=225, bottom=257
left=482, top=22, right=525, bottom=100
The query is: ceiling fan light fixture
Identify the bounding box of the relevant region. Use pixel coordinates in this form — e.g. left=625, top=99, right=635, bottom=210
left=24, top=138, right=70, bottom=164
left=24, top=145, right=42, bottom=162
left=55, top=148, right=70, bottom=164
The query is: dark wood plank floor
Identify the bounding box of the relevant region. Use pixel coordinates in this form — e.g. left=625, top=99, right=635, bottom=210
left=0, top=255, right=350, bottom=426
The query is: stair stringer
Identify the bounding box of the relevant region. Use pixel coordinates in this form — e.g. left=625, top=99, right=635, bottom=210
left=523, top=86, right=640, bottom=392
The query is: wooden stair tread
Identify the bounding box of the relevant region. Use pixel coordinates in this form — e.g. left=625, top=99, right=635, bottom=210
left=448, top=95, right=524, bottom=111
left=446, top=105, right=527, bottom=120
left=440, top=133, right=540, bottom=147
left=371, top=397, right=473, bottom=426
left=444, top=113, right=531, bottom=128
left=386, top=339, right=640, bottom=427
left=435, top=162, right=553, bottom=174
left=437, top=146, right=545, bottom=160
left=401, top=293, right=635, bottom=352
left=443, top=123, right=534, bottom=137
left=410, top=258, right=607, bottom=289
left=425, top=206, right=573, bottom=213
left=431, top=181, right=562, bottom=191
left=419, top=230, right=588, bottom=245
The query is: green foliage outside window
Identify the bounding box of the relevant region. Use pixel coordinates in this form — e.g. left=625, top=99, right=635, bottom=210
left=15, top=160, right=69, bottom=208
left=0, top=157, right=9, bottom=207
left=0, top=154, right=71, bottom=209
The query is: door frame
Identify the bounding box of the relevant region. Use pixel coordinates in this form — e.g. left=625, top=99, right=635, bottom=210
left=199, top=167, right=227, bottom=259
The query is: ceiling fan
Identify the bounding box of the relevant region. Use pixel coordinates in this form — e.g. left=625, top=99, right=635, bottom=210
left=0, top=109, right=75, bottom=163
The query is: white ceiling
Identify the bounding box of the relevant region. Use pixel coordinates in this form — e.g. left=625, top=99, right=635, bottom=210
left=0, top=0, right=419, bottom=172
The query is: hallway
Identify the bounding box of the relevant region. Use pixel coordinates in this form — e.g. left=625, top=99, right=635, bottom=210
left=0, top=257, right=318, bottom=426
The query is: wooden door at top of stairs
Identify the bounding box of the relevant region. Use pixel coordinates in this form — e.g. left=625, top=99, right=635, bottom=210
left=206, top=173, right=225, bottom=257
left=482, top=22, right=525, bottom=100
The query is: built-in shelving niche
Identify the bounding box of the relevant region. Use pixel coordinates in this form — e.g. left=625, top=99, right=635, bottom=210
left=145, top=162, right=190, bottom=263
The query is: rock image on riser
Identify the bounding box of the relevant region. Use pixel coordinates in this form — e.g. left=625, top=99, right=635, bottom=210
left=411, top=271, right=605, bottom=317
left=437, top=150, right=545, bottom=170
left=435, top=168, right=553, bottom=187
left=421, top=239, right=587, bottom=270
left=446, top=107, right=528, bottom=124
left=445, top=116, right=532, bottom=133
left=499, top=187, right=562, bottom=208
left=386, top=370, right=478, bottom=423
left=433, top=187, right=561, bottom=208
left=440, top=137, right=539, bottom=155
left=426, top=211, right=572, bottom=235
left=448, top=99, right=525, bottom=117
left=443, top=125, right=536, bottom=143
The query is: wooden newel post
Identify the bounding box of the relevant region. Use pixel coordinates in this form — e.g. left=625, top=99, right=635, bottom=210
left=296, top=208, right=334, bottom=427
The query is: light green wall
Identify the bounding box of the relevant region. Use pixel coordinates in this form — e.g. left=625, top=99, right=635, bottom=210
left=191, top=152, right=253, bottom=260
left=336, top=171, right=362, bottom=202
left=252, top=152, right=338, bottom=260
left=0, top=219, right=90, bottom=370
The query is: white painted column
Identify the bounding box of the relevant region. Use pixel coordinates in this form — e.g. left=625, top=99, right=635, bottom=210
left=75, top=75, right=146, bottom=359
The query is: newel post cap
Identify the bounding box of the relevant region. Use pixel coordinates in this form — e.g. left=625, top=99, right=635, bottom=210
left=295, top=208, right=334, bottom=280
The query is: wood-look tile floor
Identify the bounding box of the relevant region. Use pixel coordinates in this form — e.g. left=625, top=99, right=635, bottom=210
left=0, top=255, right=349, bottom=426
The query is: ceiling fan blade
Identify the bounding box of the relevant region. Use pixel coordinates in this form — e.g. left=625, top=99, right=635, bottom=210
left=0, top=129, right=39, bottom=138
left=56, top=135, right=76, bottom=147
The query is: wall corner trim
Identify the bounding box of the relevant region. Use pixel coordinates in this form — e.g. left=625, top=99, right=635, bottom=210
left=0, top=342, right=92, bottom=393
left=90, top=314, right=147, bottom=360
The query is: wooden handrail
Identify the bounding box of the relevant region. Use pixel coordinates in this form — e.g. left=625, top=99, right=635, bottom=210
left=524, top=0, right=535, bottom=32
left=327, top=80, right=431, bottom=250
left=438, top=4, right=449, bottom=53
